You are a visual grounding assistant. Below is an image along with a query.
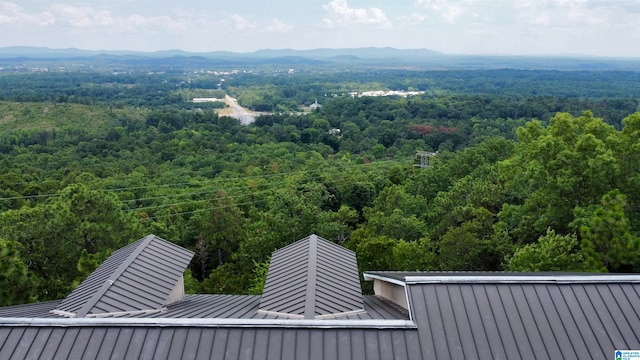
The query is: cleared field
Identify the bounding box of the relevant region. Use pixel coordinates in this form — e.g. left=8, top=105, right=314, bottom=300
left=0, top=101, right=146, bottom=132
left=214, top=95, right=258, bottom=125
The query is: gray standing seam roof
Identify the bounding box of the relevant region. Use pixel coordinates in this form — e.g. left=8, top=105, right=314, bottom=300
left=403, top=275, right=640, bottom=360
left=53, top=234, right=194, bottom=318
left=0, top=325, right=423, bottom=360
left=259, top=234, right=365, bottom=319
left=3, top=231, right=640, bottom=360
left=0, top=295, right=408, bottom=321
left=3, top=274, right=639, bottom=359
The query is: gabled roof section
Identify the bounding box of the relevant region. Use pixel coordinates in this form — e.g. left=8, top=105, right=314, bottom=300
left=259, top=234, right=365, bottom=319
left=52, top=234, right=194, bottom=318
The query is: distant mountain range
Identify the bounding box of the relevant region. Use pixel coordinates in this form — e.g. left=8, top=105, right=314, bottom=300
left=0, top=46, right=442, bottom=60
left=0, top=46, right=638, bottom=71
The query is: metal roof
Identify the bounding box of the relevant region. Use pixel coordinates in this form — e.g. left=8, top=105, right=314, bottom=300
left=0, top=301, right=61, bottom=319
left=3, top=238, right=640, bottom=359
left=0, top=325, right=422, bottom=360
left=0, top=295, right=408, bottom=321
left=259, top=234, right=364, bottom=319
left=52, top=234, right=194, bottom=318
left=367, top=272, right=640, bottom=360
left=2, top=276, right=639, bottom=359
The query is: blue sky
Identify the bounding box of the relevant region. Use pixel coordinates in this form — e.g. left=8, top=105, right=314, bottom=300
left=1, top=0, right=639, bottom=57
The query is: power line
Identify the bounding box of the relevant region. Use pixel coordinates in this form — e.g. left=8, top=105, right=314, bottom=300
left=124, top=173, right=365, bottom=214
left=0, top=158, right=407, bottom=202
left=145, top=200, right=269, bottom=220
left=1, top=158, right=415, bottom=221
left=142, top=166, right=398, bottom=220
left=101, top=182, right=193, bottom=192
left=105, top=159, right=399, bottom=194
left=0, top=193, right=60, bottom=201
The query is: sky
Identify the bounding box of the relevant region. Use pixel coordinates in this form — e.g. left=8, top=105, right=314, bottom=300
left=1, top=0, right=639, bottom=57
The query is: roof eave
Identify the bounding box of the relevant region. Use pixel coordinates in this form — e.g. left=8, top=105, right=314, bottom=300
left=363, top=272, right=640, bottom=284
left=363, top=272, right=406, bottom=286
left=403, top=274, right=640, bottom=284
left=0, top=317, right=417, bottom=329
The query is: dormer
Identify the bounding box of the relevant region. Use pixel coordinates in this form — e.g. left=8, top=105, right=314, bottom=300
left=259, top=234, right=365, bottom=319
left=51, top=234, right=194, bottom=318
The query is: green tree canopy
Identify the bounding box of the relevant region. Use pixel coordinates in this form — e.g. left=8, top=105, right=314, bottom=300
left=506, top=229, right=585, bottom=272
left=0, top=239, right=36, bottom=306
left=580, top=190, right=640, bottom=272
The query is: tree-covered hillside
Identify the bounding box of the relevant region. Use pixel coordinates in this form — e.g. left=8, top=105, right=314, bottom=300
left=0, top=65, right=639, bottom=305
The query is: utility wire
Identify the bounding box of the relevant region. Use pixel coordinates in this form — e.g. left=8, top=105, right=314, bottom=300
left=124, top=173, right=364, bottom=213
left=141, top=165, right=405, bottom=220
left=0, top=158, right=407, bottom=202
left=108, top=159, right=400, bottom=193
left=145, top=200, right=269, bottom=220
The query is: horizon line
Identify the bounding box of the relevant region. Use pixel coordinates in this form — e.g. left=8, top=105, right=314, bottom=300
left=1, top=45, right=639, bottom=60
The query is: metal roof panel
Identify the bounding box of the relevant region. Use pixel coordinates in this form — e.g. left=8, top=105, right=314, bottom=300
left=53, top=235, right=193, bottom=318
left=259, top=234, right=364, bottom=319
left=407, top=281, right=640, bottom=360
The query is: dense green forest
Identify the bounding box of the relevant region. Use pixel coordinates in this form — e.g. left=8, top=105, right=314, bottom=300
left=1, top=64, right=639, bottom=305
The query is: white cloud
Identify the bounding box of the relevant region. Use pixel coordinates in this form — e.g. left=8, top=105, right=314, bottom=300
left=0, top=2, right=188, bottom=32
left=319, top=17, right=334, bottom=29
left=0, top=0, right=639, bottom=56
left=321, top=0, right=392, bottom=28
left=514, top=0, right=609, bottom=27
left=411, top=0, right=638, bottom=28
left=118, top=14, right=186, bottom=31
left=397, top=12, right=427, bottom=27
left=0, top=2, right=54, bottom=26
left=50, top=4, right=113, bottom=27
left=414, top=0, right=476, bottom=24
left=403, top=0, right=640, bottom=55
left=265, top=18, right=293, bottom=33
left=229, top=13, right=256, bottom=31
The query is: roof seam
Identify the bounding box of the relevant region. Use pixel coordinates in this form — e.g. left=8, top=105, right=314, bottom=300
left=482, top=285, right=508, bottom=359
left=454, top=285, right=479, bottom=359
left=517, top=284, right=551, bottom=360
left=531, top=285, right=563, bottom=359
left=594, top=284, right=626, bottom=349
left=506, top=284, right=535, bottom=358
left=576, top=284, right=609, bottom=357
left=444, top=284, right=464, bottom=359
left=560, top=284, right=598, bottom=356
left=468, top=285, right=493, bottom=360
left=616, top=283, right=640, bottom=341
left=494, top=284, right=522, bottom=360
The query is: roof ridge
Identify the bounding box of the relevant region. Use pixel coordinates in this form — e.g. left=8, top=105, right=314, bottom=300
left=303, top=235, right=318, bottom=319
